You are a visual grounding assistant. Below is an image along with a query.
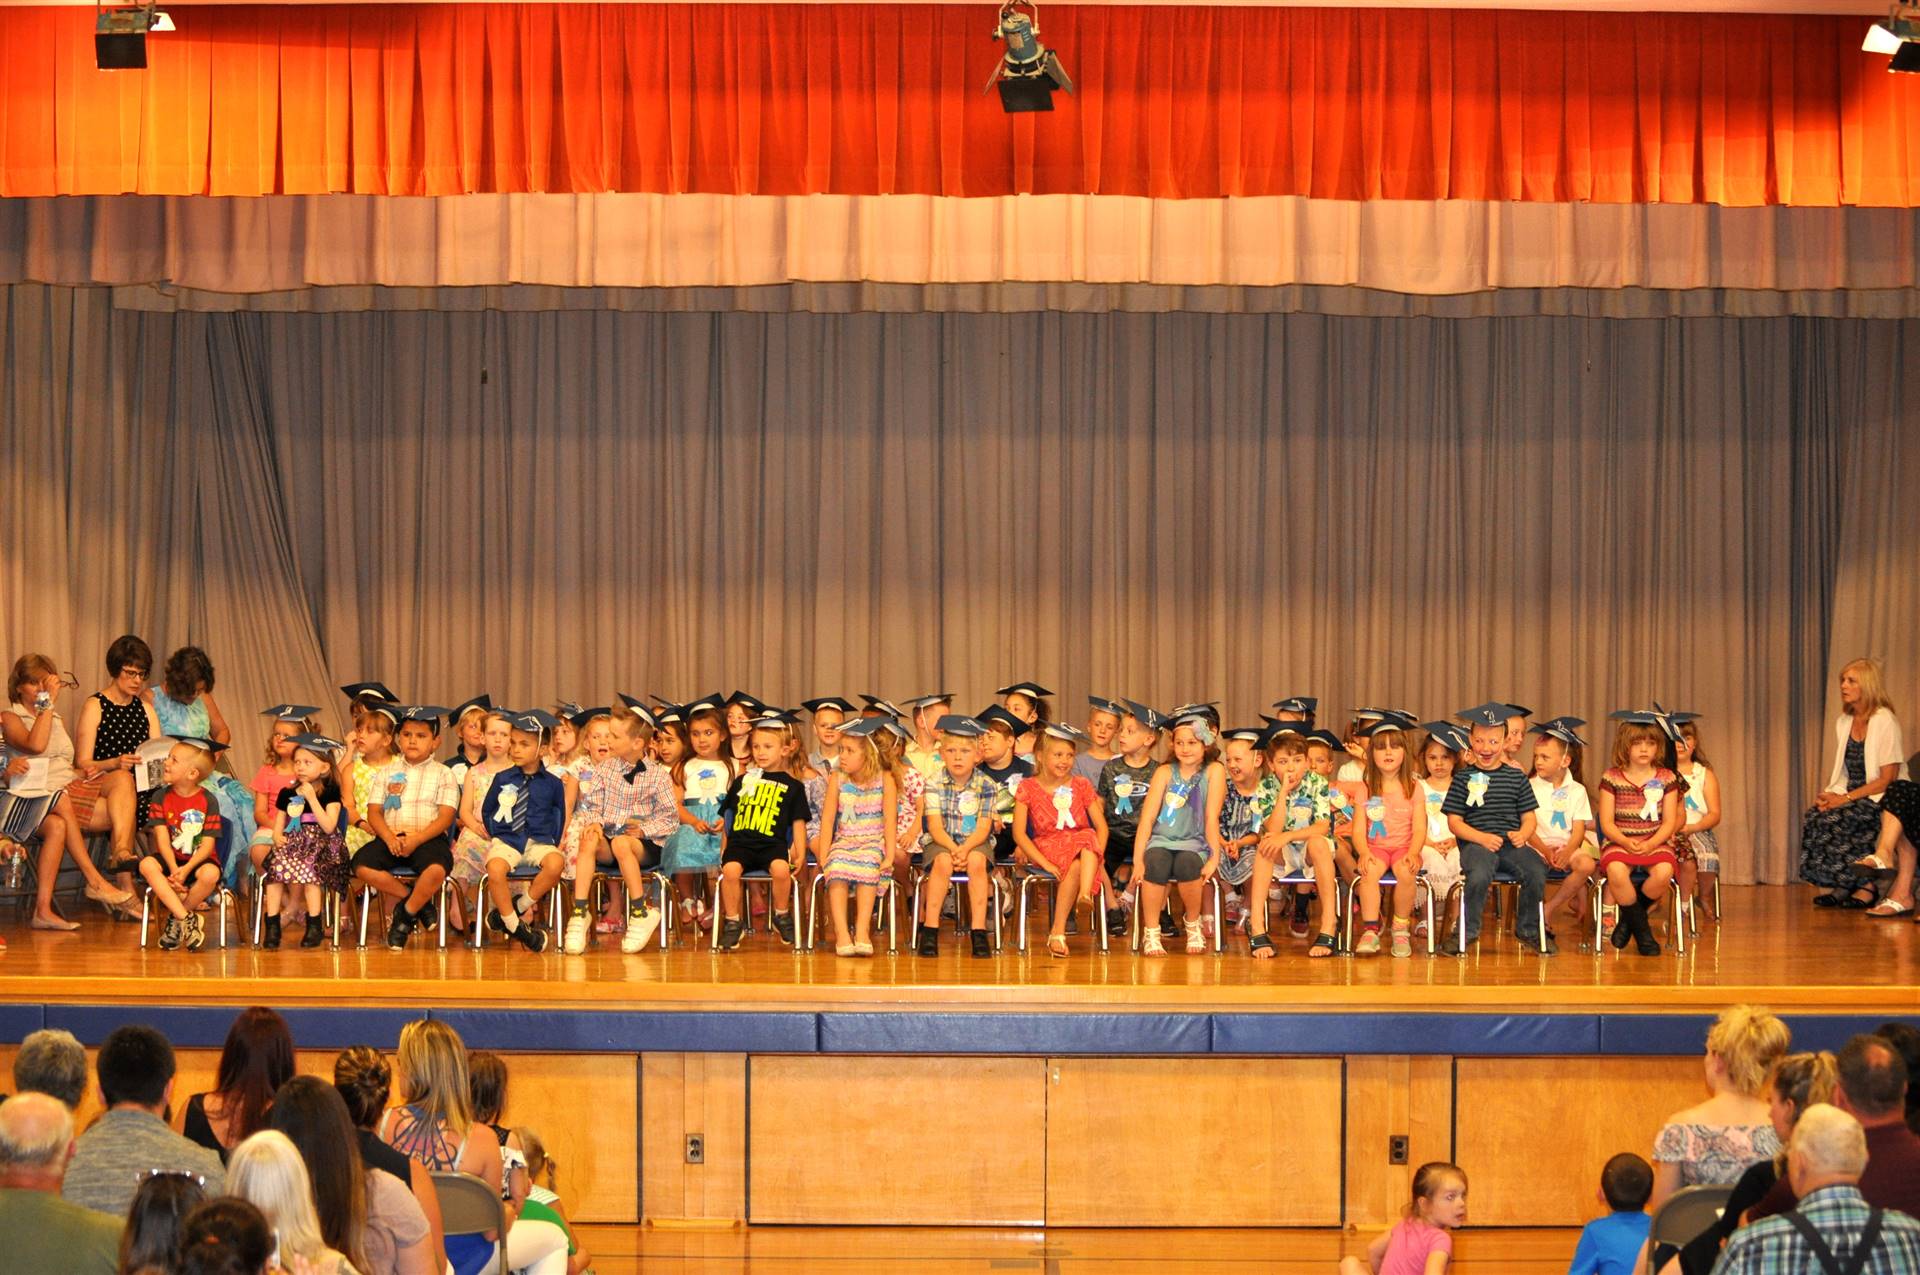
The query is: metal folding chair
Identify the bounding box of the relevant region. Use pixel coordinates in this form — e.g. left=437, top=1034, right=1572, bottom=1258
left=908, top=856, right=1004, bottom=950
left=356, top=870, right=452, bottom=947
left=430, top=1172, right=509, bottom=1275
left=1014, top=859, right=1109, bottom=952
left=708, top=867, right=800, bottom=947
left=1341, top=869, right=1436, bottom=955
left=807, top=870, right=898, bottom=953
left=1589, top=869, right=1686, bottom=954
left=1128, top=877, right=1224, bottom=952
left=471, top=861, right=566, bottom=951
left=1647, top=1184, right=1733, bottom=1255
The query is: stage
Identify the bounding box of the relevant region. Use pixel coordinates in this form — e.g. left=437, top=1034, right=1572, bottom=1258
left=1, top=885, right=1913, bottom=1235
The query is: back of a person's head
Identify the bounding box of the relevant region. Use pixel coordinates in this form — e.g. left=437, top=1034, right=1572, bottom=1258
left=120, top=1170, right=208, bottom=1275
left=332, top=1046, right=391, bottom=1130
left=467, top=1051, right=508, bottom=1125
left=178, top=1198, right=273, bottom=1275
left=13, top=1028, right=87, bottom=1108
left=267, top=1078, right=367, bottom=1273
left=1836, top=1034, right=1909, bottom=1120
left=1790, top=1103, right=1869, bottom=1179
left=395, top=1020, right=471, bottom=1131
left=0, top=1091, right=72, bottom=1172
left=1706, top=1005, right=1792, bottom=1096
left=225, top=1130, right=329, bottom=1267
left=512, top=1125, right=556, bottom=1189
left=212, top=1007, right=296, bottom=1144
left=1600, top=1152, right=1654, bottom=1212
left=1875, top=1021, right=1920, bottom=1131
left=98, top=1025, right=176, bottom=1109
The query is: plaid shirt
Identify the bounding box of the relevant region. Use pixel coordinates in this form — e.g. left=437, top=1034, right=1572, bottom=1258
left=591, top=758, right=679, bottom=842
left=1715, top=1185, right=1920, bottom=1275
left=924, top=769, right=1000, bottom=847
left=377, top=758, right=459, bottom=836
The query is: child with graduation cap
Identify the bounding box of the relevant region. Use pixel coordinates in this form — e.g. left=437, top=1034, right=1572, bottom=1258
left=1596, top=708, right=1684, bottom=955
left=814, top=715, right=899, bottom=957
left=1012, top=723, right=1110, bottom=958
left=997, top=682, right=1052, bottom=762
left=356, top=705, right=461, bottom=950
left=1442, top=702, right=1547, bottom=953
left=918, top=714, right=1002, bottom=957
left=1074, top=697, right=1124, bottom=786
left=260, top=732, right=348, bottom=949
left=900, top=693, right=953, bottom=781
left=479, top=709, right=569, bottom=953
left=1098, top=700, right=1163, bottom=931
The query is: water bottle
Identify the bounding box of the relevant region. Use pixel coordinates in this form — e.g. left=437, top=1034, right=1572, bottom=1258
left=2, top=841, right=23, bottom=889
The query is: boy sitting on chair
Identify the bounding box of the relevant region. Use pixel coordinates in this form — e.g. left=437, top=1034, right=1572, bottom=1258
left=354, top=705, right=459, bottom=951
left=481, top=709, right=568, bottom=953
left=139, top=737, right=228, bottom=952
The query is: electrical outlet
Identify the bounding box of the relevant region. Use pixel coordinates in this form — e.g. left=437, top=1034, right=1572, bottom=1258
left=685, top=1134, right=705, bottom=1165
left=1389, top=1135, right=1409, bottom=1165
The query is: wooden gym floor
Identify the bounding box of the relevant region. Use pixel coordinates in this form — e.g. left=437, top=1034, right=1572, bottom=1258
left=0, top=885, right=1910, bottom=1015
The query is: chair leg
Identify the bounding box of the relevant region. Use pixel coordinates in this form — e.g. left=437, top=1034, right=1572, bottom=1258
left=1211, top=879, right=1223, bottom=953
left=1096, top=883, right=1109, bottom=953
left=885, top=880, right=897, bottom=954
left=1420, top=880, right=1436, bottom=956
left=1342, top=878, right=1358, bottom=952
left=218, top=891, right=230, bottom=948
left=1672, top=889, right=1686, bottom=955
left=251, top=873, right=265, bottom=945
left=140, top=889, right=152, bottom=947
left=909, top=870, right=923, bottom=947
left=1017, top=875, right=1033, bottom=953
left=358, top=887, right=373, bottom=947
left=709, top=876, right=723, bottom=948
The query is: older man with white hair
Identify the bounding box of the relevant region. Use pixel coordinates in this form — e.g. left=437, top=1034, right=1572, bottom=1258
left=10, top=1027, right=88, bottom=1108
left=0, top=1091, right=120, bottom=1273
left=1713, top=1103, right=1920, bottom=1275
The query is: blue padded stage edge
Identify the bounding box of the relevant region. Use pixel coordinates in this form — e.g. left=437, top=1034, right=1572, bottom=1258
left=5, top=1005, right=1914, bottom=1057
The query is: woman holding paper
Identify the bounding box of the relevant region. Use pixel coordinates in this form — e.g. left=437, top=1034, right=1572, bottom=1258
left=1, top=652, right=140, bottom=926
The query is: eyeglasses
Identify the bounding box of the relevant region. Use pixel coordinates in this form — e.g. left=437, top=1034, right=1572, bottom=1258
left=54, top=670, right=82, bottom=689
left=137, top=1168, right=208, bottom=1186
left=120, top=668, right=149, bottom=682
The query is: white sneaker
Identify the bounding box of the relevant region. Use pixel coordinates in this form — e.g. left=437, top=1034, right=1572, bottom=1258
left=622, top=906, right=660, bottom=954
left=563, top=911, right=590, bottom=955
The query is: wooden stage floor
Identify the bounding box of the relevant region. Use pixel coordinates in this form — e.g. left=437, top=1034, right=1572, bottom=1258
left=1, top=885, right=1911, bottom=1016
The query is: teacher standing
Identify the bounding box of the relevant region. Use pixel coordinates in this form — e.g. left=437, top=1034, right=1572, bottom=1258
left=1800, top=659, right=1907, bottom=908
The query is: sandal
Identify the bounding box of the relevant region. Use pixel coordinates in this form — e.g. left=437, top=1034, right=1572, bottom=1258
left=1307, top=932, right=1338, bottom=959
left=1840, top=889, right=1879, bottom=910
left=1141, top=929, right=1167, bottom=957
left=1183, top=920, right=1206, bottom=954
left=1866, top=898, right=1912, bottom=918
left=1047, top=934, right=1069, bottom=959
left=1852, top=853, right=1895, bottom=873
left=1248, top=932, right=1276, bottom=959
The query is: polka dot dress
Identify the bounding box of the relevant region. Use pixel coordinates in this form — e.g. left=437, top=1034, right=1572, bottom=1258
left=92, top=691, right=154, bottom=825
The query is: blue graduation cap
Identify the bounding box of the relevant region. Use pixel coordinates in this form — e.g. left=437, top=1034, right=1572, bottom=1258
left=1167, top=701, right=1220, bottom=721
left=747, top=710, right=800, bottom=731
left=288, top=732, right=346, bottom=757
left=1611, top=705, right=1685, bottom=743
left=1456, top=701, right=1515, bottom=728
left=364, top=701, right=403, bottom=726
left=168, top=734, right=229, bottom=756
left=1504, top=702, right=1534, bottom=718
left=901, top=693, right=954, bottom=712
left=1358, top=709, right=1419, bottom=736
left=1304, top=728, right=1344, bottom=750
left=680, top=693, right=724, bottom=717
left=398, top=704, right=450, bottom=728
left=934, top=714, right=987, bottom=738
left=1087, top=695, right=1125, bottom=717
left=556, top=699, right=587, bottom=720
left=1119, top=699, right=1167, bottom=731
left=800, top=696, right=858, bottom=715
left=724, top=691, right=766, bottom=712
left=1168, top=713, right=1218, bottom=744
left=450, top=694, right=493, bottom=722
left=859, top=694, right=907, bottom=719
left=654, top=702, right=688, bottom=727
left=509, top=708, right=562, bottom=735
left=837, top=715, right=893, bottom=739
left=340, top=681, right=397, bottom=704
left=1040, top=722, right=1090, bottom=745
left=261, top=703, right=322, bottom=722
left=1531, top=718, right=1589, bottom=748
left=617, top=693, right=660, bottom=730
left=1271, top=696, right=1317, bottom=716
left=876, top=717, right=910, bottom=740
left=567, top=706, right=612, bottom=732
left=997, top=682, right=1053, bottom=701
left=1421, top=720, right=1471, bottom=753
left=1222, top=725, right=1270, bottom=747
left=975, top=706, right=1026, bottom=735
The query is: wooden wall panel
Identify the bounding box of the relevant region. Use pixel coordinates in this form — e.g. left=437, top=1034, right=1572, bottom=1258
left=642, top=1052, right=747, bottom=1224
left=1045, top=1057, right=1344, bottom=1227
left=747, top=1055, right=1046, bottom=1225
left=1455, top=1056, right=1705, bottom=1226
left=1345, top=1055, right=1456, bottom=1228
left=498, top=1052, right=639, bottom=1224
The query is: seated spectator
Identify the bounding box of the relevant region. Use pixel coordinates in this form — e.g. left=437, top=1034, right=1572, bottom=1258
left=225, top=1129, right=362, bottom=1275
left=1570, top=1152, right=1651, bottom=1275
left=335, top=1045, right=446, bottom=1265
left=1745, top=1033, right=1920, bottom=1219
left=11, top=1027, right=88, bottom=1108
left=120, top=1169, right=208, bottom=1275
left=512, top=1127, right=591, bottom=1275
left=1874, top=1021, right=1920, bottom=1135
left=468, top=1050, right=510, bottom=1149
left=64, top=1025, right=225, bottom=1218
left=0, top=1092, right=119, bottom=1274
left=178, top=1198, right=275, bottom=1275
left=150, top=645, right=261, bottom=882
left=1651, top=1006, right=1790, bottom=1208
left=1713, top=1104, right=1920, bottom=1274
left=180, top=1007, right=294, bottom=1162
left=378, top=1021, right=502, bottom=1275
left=271, top=1076, right=434, bottom=1275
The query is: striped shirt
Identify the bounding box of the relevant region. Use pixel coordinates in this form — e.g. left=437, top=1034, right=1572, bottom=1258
left=1441, top=762, right=1537, bottom=839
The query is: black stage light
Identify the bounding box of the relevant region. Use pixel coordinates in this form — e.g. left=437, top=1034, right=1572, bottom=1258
left=985, top=0, right=1072, bottom=114
left=95, top=2, right=173, bottom=70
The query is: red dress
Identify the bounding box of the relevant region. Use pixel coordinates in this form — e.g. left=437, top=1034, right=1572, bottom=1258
left=1018, top=775, right=1100, bottom=872
left=1599, top=766, right=1679, bottom=869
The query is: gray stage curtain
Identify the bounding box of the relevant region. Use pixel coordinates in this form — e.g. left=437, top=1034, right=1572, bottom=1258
left=5, top=283, right=1917, bottom=884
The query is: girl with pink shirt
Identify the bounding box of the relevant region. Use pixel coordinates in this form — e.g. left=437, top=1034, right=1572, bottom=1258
left=1341, top=1161, right=1466, bottom=1275
left=1346, top=715, right=1426, bottom=958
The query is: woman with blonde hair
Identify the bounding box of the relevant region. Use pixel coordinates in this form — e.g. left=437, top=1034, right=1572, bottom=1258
left=224, top=1129, right=363, bottom=1274
left=1800, top=658, right=1907, bottom=908
left=1648, top=1005, right=1792, bottom=1212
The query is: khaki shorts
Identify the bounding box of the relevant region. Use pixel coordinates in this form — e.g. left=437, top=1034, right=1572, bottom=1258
left=486, top=839, right=560, bottom=871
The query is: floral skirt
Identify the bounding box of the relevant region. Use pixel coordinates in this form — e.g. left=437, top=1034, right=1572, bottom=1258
left=1798, top=798, right=1881, bottom=890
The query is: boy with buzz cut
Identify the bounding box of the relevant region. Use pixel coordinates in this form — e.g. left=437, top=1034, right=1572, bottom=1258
left=481, top=710, right=569, bottom=953
left=1443, top=701, right=1546, bottom=953
left=1257, top=732, right=1340, bottom=954
left=138, top=737, right=228, bottom=952
left=918, top=715, right=1002, bottom=958
left=1097, top=701, right=1162, bottom=938
left=355, top=705, right=460, bottom=952
left=1567, top=1152, right=1652, bottom=1275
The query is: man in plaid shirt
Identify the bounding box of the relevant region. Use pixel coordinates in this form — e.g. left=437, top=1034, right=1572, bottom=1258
left=1713, top=1105, right=1920, bottom=1275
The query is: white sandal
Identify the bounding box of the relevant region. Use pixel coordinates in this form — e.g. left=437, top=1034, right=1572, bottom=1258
left=1184, top=920, right=1206, bottom=954
left=1852, top=853, right=1895, bottom=874
left=1141, top=929, right=1167, bottom=957
left=1866, top=898, right=1912, bottom=918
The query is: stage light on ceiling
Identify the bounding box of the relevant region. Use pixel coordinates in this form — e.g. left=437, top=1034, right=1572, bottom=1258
left=985, top=0, right=1072, bottom=114
left=1864, top=6, right=1920, bottom=71
left=95, top=2, right=173, bottom=71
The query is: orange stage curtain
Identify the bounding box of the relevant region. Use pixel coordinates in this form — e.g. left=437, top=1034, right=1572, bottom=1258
left=5, top=4, right=1920, bottom=204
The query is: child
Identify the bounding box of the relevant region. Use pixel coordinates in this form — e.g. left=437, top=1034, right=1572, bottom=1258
left=1443, top=702, right=1545, bottom=953
left=723, top=691, right=763, bottom=767
left=874, top=719, right=928, bottom=895
left=1674, top=720, right=1721, bottom=920
left=339, top=705, right=397, bottom=866
left=997, top=681, right=1052, bottom=761
left=1531, top=719, right=1597, bottom=941
left=900, top=693, right=952, bottom=781
left=1013, top=724, right=1110, bottom=958
left=1216, top=726, right=1281, bottom=938
left=1596, top=711, right=1682, bottom=956
left=1348, top=714, right=1427, bottom=958
left=714, top=713, right=812, bottom=950
left=800, top=695, right=855, bottom=776
left=543, top=709, right=580, bottom=773
left=249, top=704, right=316, bottom=895
left=1074, top=696, right=1123, bottom=785
left=444, top=694, right=492, bottom=792
left=1097, top=701, right=1162, bottom=934
left=1308, top=729, right=1361, bottom=880
left=660, top=699, right=734, bottom=931
left=976, top=706, right=1035, bottom=867
left=510, top=1128, right=591, bottom=1275
left=1502, top=704, right=1533, bottom=767
left=1416, top=722, right=1466, bottom=936
left=918, top=715, right=1002, bottom=958
left=480, top=709, right=568, bottom=953
left=1254, top=732, right=1339, bottom=957
left=1567, top=1153, right=1652, bottom=1275
left=354, top=705, right=460, bottom=952
left=1132, top=716, right=1226, bottom=956
left=260, top=733, right=347, bottom=949
left=1339, top=1161, right=1467, bottom=1275
left=450, top=712, right=515, bottom=919
left=1270, top=696, right=1317, bottom=731
left=138, top=737, right=228, bottom=951
left=814, top=716, right=898, bottom=956
left=562, top=699, right=677, bottom=955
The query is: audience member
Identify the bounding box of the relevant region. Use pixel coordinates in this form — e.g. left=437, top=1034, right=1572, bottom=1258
left=334, top=1046, right=445, bottom=1266
left=467, top=1050, right=510, bottom=1149
left=64, top=1026, right=225, bottom=1218
left=1748, top=1034, right=1920, bottom=1219
left=177, top=1198, right=275, bottom=1275
left=1712, top=1105, right=1920, bottom=1275
left=1569, top=1152, right=1651, bottom=1275
left=0, top=1091, right=119, bottom=1274
left=11, top=1027, right=88, bottom=1108
left=379, top=1021, right=502, bottom=1275
left=180, top=1007, right=295, bottom=1161
left=1651, top=1006, right=1790, bottom=1208
left=225, top=1129, right=362, bottom=1275
left=271, top=1076, right=434, bottom=1275
left=1873, top=1021, right=1920, bottom=1135
left=119, top=1169, right=208, bottom=1275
